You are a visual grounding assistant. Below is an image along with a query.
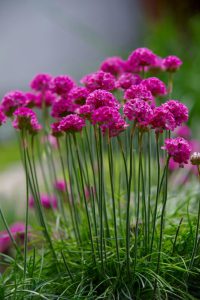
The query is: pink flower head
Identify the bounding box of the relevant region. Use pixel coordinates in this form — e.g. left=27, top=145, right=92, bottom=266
left=150, top=105, right=176, bottom=133
left=10, top=222, right=27, bottom=240
left=29, top=195, right=57, bottom=209
left=123, top=98, right=153, bottom=128
left=50, top=75, right=74, bottom=96
left=51, top=97, right=78, bottom=118
left=162, top=55, right=182, bottom=72
left=163, top=100, right=189, bottom=127
left=68, top=86, right=89, bottom=105
left=59, top=114, right=85, bottom=133
left=127, top=47, right=157, bottom=70
left=1, top=90, right=26, bottom=117
left=81, top=71, right=116, bottom=92
left=12, top=107, right=42, bottom=134
left=25, top=92, right=38, bottom=108
left=101, top=116, right=128, bottom=137
left=35, top=91, right=56, bottom=108
left=75, top=104, right=92, bottom=119
left=124, top=84, right=153, bottom=102
left=174, top=125, right=191, bottom=139
left=163, top=137, right=191, bottom=167
left=0, top=231, right=11, bottom=253
left=91, top=106, right=121, bottom=125
left=148, top=56, right=164, bottom=72
left=51, top=121, right=63, bottom=137
left=86, top=89, right=120, bottom=110
left=116, top=73, right=142, bottom=90
left=141, top=77, right=167, bottom=97
left=54, top=180, right=67, bottom=192
left=30, top=73, right=52, bottom=92
left=100, top=56, right=126, bottom=76
left=0, top=110, right=6, bottom=126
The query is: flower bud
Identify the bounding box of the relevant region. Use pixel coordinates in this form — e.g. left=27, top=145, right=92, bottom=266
left=190, top=152, right=200, bottom=165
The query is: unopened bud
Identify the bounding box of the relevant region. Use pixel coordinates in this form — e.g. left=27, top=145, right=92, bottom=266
left=190, top=152, right=200, bottom=165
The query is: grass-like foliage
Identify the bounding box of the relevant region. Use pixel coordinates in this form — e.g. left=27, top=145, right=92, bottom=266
left=0, top=48, right=200, bottom=299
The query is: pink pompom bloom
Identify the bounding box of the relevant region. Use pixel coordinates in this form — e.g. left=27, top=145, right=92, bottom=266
left=12, top=107, right=42, bottom=134
left=127, top=47, right=157, bottom=70
left=91, top=106, right=121, bottom=125
left=116, top=73, right=142, bottom=90
left=163, top=137, right=191, bottom=167
left=54, top=180, right=67, bottom=192
left=1, top=90, right=26, bottom=117
left=101, top=116, right=128, bottom=137
left=163, top=100, right=188, bottom=126
left=100, top=56, right=126, bottom=76
left=50, top=75, right=74, bottom=96
left=0, top=231, right=11, bottom=253
left=30, top=73, right=52, bottom=92
left=148, top=56, right=164, bottom=72
left=35, top=91, right=56, bottom=108
left=10, top=222, right=28, bottom=240
left=86, top=89, right=120, bottom=110
left=51, top=122, right=63, bottom=137
left=174, top=125, right=191, bottom=139
left=81, top=71, right=116, bottom=92
left=150, top=105, right=176, bottom=133
left=75, top=104, right=92, bottom=119
left=141, top=77, right=167, bottom=97
left=51, top=97, right=78, bottom=118
left=162, top=55, right=182, bottom=72
left=25, top=92, right=38, bottom=108
left=29, top=195, right=57, bottom=209
left=0, top=110, right=6, bottom=126
left=59, top=114, right=86, bottom=133
left=68, top=86, right=89, bottom=105
left=123, top=98, right=153, bottom=128
left=124, top=84, right=153, bottom=102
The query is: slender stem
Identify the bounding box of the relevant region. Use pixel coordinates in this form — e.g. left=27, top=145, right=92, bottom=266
left=107, top=138, right=120, bottom=264
left=147, top=131, right=151, bottom=250
left=189, top=166, right=200, bottom=269
left=150, top=133, right=160, bottom=258
left=73, top=134, right=96, bottom=266
left=172, top=217, right=183, bottom=255
left=154, top=156, right=170, bottom=295
left=126, top=122, right=136, bottom=274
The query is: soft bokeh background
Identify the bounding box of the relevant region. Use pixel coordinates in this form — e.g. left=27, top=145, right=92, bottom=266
left=0, top=0, right=200, bottom=224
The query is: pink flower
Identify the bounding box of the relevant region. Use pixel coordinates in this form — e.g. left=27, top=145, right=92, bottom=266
left=59, top=114, right=85, bottom=133
left=127, top=47, right=157, bottom=70
left=162, top=55, right=182, bottom=72
left=124, top=84, right=153, bottom=102
left=68, top=86, right=89, bottom=105
left=0, top=231, right=11, bottom=253
left=141, top=77, right=167, bottom=97
left=163, top=137, right=191, bottom=167
left=116, top=73, right=142, bottom=90
left=81, top=71, right=116, bottom=92
left=1, top=90, right=26, bottom=117
left=35, top=91, right=56, bottom=108
left=123, top=98, right=153, bottom=127
left=91, top=106, right=121, bottom=125
left=25, top=92, right=38, bottom=108
left=30, top=73, right=52, bottom=92
left=100, top=56, right=126, bottom=76
left=54, top=180, right=67, bottom=192
left=51, top=122, right=63, bottom=137
left=86, top=89, right=120, bottom=110
left=75, top=104, right=92, bottom=119
left=174, top=125, right=191, bottom=139
left=0, top=110, right=6, bottom=126
left=50, top=75, right=74, bottom=96
left=29, top=195, right=57, bottom=209
left=148, top=56, right=164, bottom=72
left=163, top=100, right=189, bottom=126
left=101, top=116, right=128, bottom=137
left=12, top=107, right=42, bottom=134
left=10, top=222, right=27, bottom=240
left=51, top=97, right=78, bottom=118
left=150, top=105, right=176, bottom=133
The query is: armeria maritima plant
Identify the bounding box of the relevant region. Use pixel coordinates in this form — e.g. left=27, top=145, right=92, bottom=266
left=0, top=47, right=199, bottom=299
